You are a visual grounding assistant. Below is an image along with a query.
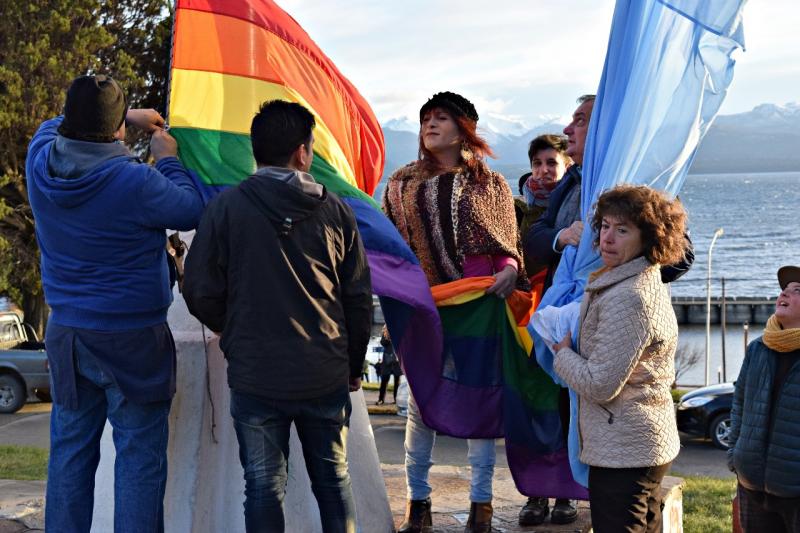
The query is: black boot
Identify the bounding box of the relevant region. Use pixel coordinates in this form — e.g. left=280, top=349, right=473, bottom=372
left=551, top=498, right=577, bottom=524
left=398, top=497, right=433, bottom=533
left=518, top=497, right=549, bottom=526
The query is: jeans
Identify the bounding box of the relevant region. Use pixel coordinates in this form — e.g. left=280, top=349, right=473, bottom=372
left=588, top=462, right=671, bottom=533
left=405, top=392, right=496, bottom=502
left=46, top=341, right=171, bottom=533
left=230, top=388, right=356, bottom=533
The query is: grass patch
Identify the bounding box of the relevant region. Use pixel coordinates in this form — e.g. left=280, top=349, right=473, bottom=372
left=681, top=475, right=736, bottom=533
left=671, top=388, right=690, bottom=403
left=0, top=445, right=48, bottom=480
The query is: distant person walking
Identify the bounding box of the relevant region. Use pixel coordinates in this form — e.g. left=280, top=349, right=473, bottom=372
left=728, top=265, right=800, bottom=532
left=26, top=74, right=204, bottom=532
left=377, top=327, right=402, bottom=405
left=183, top=100, right=372, bottom=533
left=362, top=358, right=371, bottom=383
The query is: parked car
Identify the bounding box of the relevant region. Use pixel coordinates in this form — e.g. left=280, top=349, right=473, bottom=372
left=676, top=382, right=734, bottom=449
left=363, top=336, right=384, bottom=383
left=0, top=311, right=49, bottom=413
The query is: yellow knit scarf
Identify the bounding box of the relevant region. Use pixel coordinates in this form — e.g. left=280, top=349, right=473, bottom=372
left=762, top=314, right=800, bottom=353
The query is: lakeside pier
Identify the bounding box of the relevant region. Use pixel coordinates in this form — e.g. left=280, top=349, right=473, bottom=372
left=671, top=296, right=773, bottom=325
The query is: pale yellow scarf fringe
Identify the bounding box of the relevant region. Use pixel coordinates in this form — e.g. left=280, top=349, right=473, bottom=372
left=762, top=314, right=800, bottom=353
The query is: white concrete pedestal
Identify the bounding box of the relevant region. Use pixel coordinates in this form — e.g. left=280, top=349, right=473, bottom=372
left=91, top=283, right=393, bottom=532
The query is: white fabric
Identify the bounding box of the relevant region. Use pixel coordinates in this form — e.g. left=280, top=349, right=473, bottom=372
left=531, top=301, right=580, bottom=347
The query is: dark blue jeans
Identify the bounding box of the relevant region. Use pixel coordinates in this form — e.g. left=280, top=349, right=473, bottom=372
left=230, top=388, right=356, bottom=533
left=46, top=342, right=171, bottom=533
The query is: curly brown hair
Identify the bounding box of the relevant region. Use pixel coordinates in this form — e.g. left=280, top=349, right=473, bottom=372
left=592, top=185, right=687, bottom=265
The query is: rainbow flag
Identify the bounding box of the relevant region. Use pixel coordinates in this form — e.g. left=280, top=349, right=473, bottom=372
left=169, top=0, right=381, bottom=195
left=428, top=279, right=587, bottom=498
left=167, top=0, right=581, bottom=498
left=167, top=0, right=442, bottom=401
left=420, top=278, right=532, bottom=437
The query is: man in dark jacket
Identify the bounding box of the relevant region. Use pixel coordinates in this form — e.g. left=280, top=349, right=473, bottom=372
left=519, top=94, right=695, bottom=527
left=26, top=74, right=204, bottom=531
left=524, top=95, right=593, bottom=293
left=518, top=95, right=596, bottom=527
left=524, top=94, right=694, bottom=292
left=183, top=99, right=372, bottom=533
left=728, top=266, right=800, bottom=531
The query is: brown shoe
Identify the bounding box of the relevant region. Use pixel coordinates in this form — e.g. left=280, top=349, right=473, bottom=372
left=464, top=501, right=493, bottom=533
left=398, top=497, right=433, bottom=533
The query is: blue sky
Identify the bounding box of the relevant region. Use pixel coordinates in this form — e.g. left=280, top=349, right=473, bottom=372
left=276, top=0, right=800, bottom=126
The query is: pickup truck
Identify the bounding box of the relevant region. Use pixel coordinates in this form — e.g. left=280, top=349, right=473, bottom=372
left=0, top=311, right=49, bottom=413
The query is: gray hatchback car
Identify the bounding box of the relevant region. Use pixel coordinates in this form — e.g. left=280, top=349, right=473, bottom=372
left=0, top=311, right=49, bottom=413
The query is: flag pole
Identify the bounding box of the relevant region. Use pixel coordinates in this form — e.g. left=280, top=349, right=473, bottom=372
left=163, top=0, right=179, bottom=126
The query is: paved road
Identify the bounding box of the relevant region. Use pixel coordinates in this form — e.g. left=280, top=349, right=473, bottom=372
left=0, top=402, right=50, bottom=449
left=0, top=399, right=734, bottom=480
left=371, top=414, right=734, bottom=479
left=672, top=434, right=735, bottom=479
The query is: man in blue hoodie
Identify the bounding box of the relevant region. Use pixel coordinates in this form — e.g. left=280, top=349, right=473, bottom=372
left=25, top=74, right=204, bottom=532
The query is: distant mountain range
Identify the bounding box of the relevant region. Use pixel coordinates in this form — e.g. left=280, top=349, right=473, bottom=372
left=378, top=102, right=800, bottom=189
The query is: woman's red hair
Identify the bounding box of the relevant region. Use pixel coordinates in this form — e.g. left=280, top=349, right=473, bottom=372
left=418, top=108, right=494, bottom=178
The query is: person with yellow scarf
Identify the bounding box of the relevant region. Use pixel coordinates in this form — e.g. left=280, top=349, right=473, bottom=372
left=728, top=265, right=800, bottom=532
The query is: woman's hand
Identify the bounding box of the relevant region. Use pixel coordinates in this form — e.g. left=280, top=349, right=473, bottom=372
left=486, top=265, right=517, bottom=299
left=126, top=108, right=166, bottom=133
left=552, top=331, right=572, bottom=353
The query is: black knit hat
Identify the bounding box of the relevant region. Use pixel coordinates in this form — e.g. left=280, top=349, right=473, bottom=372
left=419, top=91, right=479, bottom=123
left=58, top=75, right=127, bottom=142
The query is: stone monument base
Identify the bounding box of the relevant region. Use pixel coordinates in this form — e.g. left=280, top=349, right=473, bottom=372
left=90, top=291, right=393, bottom=532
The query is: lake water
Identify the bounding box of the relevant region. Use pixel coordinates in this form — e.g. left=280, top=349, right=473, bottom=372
left=375, top=171, right=800, bottom=298
left=675, top=323, right=764, bottom=387
left=671, top=172, right=800, bottom=298
left=374, top=171, right=798, bottom=385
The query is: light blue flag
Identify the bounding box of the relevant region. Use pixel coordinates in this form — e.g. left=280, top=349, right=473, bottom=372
left=530, top=0, right=746, bottom=487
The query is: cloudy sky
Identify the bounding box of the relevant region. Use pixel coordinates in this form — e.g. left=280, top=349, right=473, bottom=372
left=276, top=0, right=799, bottom=127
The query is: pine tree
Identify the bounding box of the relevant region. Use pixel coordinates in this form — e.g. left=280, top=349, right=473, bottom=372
left=0, top=0, right=172, bottom=336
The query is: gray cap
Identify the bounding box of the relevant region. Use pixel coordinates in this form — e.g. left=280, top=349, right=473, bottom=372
left=777, top=265, right=800, bottom=290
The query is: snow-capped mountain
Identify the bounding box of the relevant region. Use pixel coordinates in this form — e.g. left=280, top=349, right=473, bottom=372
left=477, top=113, right=531, bottom=145
left=690, top=102, right=800, bottom=174
left=382, top=116, right=419, bottom=134
left=378, top=102, right=800, bottom=184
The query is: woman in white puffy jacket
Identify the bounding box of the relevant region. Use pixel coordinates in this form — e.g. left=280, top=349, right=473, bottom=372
left=552, top=185, right=687, bottom=533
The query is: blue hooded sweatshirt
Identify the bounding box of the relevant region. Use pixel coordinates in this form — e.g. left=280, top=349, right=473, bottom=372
left=26, top=116, right=204, bottom=330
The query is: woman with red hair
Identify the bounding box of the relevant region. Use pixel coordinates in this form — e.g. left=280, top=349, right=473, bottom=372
left=383, top=92, right=524, bottom=533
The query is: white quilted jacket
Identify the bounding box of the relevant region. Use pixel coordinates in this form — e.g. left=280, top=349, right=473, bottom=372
left=554, top=256, right=680, bottom=468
